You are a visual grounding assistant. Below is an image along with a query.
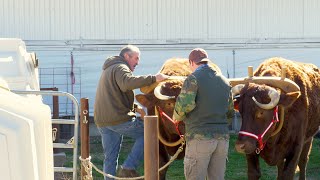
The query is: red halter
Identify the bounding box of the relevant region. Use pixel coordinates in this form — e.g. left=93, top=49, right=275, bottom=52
left=238, top=106, right=279, bottom=154
left=157, top=106, right=183, bottom=137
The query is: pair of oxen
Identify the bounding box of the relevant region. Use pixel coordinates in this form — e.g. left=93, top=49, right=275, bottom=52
left=136, top=57, right=320, bottom=180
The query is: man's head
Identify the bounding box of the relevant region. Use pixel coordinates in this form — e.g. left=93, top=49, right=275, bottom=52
left=120, top=45, right=140, bottom=71
left=188, top=48, right=209, bottom=71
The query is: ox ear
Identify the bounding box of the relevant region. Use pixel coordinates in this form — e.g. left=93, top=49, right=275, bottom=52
left=279, top=91, right=301, bottom=107
left=233, top=97, right=240, bottom=111
left=135, top=94, right=157, bottom=108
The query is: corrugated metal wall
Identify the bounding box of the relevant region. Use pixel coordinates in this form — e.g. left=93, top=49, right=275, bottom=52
left=1, top=0, right=319, bottom=41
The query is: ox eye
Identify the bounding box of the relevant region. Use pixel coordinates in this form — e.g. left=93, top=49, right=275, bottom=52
left=256, top=111, right=264, bottom=119
left=165, top=102, right=175, bottom=108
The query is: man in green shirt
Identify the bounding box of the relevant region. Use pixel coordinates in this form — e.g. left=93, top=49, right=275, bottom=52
left=173, top=48, right=234, bottom=180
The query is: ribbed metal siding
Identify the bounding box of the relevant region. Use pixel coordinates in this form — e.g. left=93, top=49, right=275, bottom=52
left=158, top=0, right=208, bottom=40
left=304, top=0, right=320, bottom=37
left=0, top=0, right=158, bottom=40
left=208, top=0, right=256, bottom=39
left=256, top=0, right=304, bottom=38
left=0, top=0, right=319, bottom=41
left=105, top=0, right=157, bottom=40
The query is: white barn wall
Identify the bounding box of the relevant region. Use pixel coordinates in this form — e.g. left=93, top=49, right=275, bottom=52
left=256, top=0, right=304, bottom=39
left=208, top=0, right=256, bottom=39
left=1, top=0, right=320, bottom=41
left=157, top=0, right=208, bottom=39
left=31, top=47, right=320, bottom=114
left=304, top=0, right=320, bottom=37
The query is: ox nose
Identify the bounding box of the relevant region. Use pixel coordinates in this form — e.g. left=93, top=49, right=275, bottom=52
left=235, top=143, right=246, bottom=154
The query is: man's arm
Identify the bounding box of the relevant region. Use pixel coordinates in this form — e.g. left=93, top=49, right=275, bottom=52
left=115, top=65, right=156, bottom=92
left=115, top=65, right=168, bottom=92
left=173, top=75, right=198, bottom=121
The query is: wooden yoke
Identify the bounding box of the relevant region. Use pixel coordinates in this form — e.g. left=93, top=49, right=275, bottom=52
left=229, top=66, right=300, bottom=93
left=140, top=76, right=187, bottom=94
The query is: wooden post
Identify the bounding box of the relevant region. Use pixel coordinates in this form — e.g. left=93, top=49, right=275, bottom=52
left=248, top=66, right=253, bottom=78
left=144, top=116, right=159, bottom=180
left=52, top=87, right=60, bottom=152
left=80, top=98, right=90, bottom=179
left=281, top=67, right=287, bottom=80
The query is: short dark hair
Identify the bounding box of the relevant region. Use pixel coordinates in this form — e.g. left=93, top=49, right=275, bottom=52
left=196, top=61, right=209, bottom=65
left=119, top=45, right=140, bottom=57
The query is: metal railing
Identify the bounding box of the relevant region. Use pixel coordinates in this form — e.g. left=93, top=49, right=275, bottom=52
left=12, top=90, right=79, bottom=180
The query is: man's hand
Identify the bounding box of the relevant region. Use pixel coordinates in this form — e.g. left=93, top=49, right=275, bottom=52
left=155, top=73, right=169, bottom=82
left=135, top=105, right=146, bottom=120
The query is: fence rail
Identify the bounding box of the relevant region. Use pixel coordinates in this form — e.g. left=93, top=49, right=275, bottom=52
left=39, top=67, right=81, bottom=117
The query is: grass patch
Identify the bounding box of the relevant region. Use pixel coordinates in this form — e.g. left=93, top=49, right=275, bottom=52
left=66, top=134, right=320, bottom=179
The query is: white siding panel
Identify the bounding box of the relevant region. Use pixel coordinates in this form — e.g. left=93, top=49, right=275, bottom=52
left=304, top=0, right=320, bottom=37
left=69, top=0, right=77, bottom=40
left=104, top=0, right=158, bottom=40
left=105, top=0, right=115, bottom=39
left=0, top=0, right=320, bottom=41
left=49, top=0, right=59, bottom=39
left=256, top=0, right=303, bottom=39
left=80, top=0, right=86, bottom=38
left=73, top=0, right=82, bottom=40
left=45, top=0, right=106, bottom=40
left=158, top=0, right=208, bottom=40
left=208, top=0, right=256, bottom=39
left=37, top=0, right=51, bottom=40
left=1, top=0, right=12, bottom=37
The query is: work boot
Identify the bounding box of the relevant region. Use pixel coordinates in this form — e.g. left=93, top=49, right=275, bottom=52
left=117, top=166, right=140, bottom=178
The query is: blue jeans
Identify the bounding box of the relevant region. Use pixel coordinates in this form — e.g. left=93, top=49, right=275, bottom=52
left=98, top=117, right=144, bottom=180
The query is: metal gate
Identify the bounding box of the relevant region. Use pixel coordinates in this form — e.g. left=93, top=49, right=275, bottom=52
left=12, top=90, right=79, bottom=180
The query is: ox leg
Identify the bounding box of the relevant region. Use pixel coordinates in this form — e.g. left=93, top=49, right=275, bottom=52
left=277, top=160, right=285, bottom=180
left=280, top=145, right=303, bottom=180
left=297, top=138, right=313, bottom=180
left=159, top=143, right=169, bottom=180
left=246, top=154, right=261, bottom=180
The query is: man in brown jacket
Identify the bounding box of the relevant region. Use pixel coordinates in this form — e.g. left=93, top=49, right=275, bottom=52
left=94, top=45, right=167, bottom=179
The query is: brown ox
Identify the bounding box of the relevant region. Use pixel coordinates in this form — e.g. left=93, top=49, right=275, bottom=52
left=232, top=57, right=320, bottom=180
left=136, top=58, right=221, bottom=179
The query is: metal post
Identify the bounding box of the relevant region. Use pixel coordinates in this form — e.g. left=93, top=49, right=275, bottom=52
left=144, top=116, right=159, bottom=180
left=52, top=87, right=60, bottom=153
left=232, top=50, right=236, bottom=78
left=80, top=98, right=90, bottom=179
left=41, top=87, right=60, bottom=145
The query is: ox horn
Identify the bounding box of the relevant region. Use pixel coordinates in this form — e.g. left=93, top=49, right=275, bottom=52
left=252, top=87, right=280, bottom=109
left=229, top=76, right=300, bottom=93
left=154, top=83, right=176, bottom=100
left=231, top=84, right=245, bottom=96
